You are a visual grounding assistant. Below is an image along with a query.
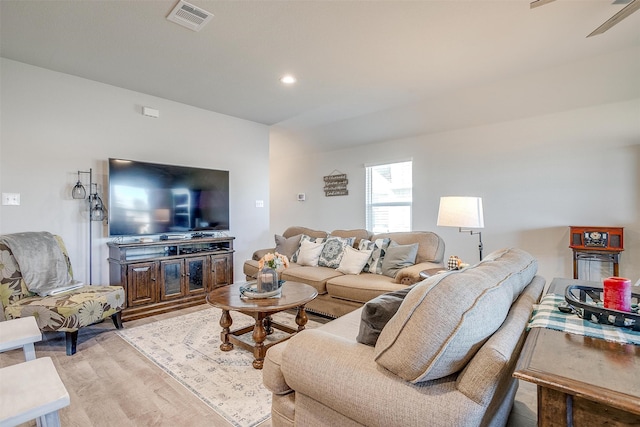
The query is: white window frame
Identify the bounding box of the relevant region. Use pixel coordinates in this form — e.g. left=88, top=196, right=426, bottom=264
left=365, top=160, right=413, bottom=233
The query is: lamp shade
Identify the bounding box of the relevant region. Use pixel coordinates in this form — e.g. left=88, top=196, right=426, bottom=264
left=437, top=196, right=484, bottom=228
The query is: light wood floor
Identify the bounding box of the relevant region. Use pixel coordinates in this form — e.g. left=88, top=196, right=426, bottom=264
left=0, top=305, right=537, bottom=427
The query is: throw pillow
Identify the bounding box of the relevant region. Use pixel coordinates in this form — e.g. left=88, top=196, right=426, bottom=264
left=359, top=238, right=391, bottom=275
left=296, top=239, right=325, bottom=266
left=291, top=234, right=326, bottom=263
left=381, top=242, right=419, bottom=278
left=318, top=235, right=355, bottom=269
left=374, top=248, right=538, bottom=383
left=274, top=234, right=302, bottom=260
left=356, top=285, right=416, bottom=346
left=336, top=246, right=372, bottom=275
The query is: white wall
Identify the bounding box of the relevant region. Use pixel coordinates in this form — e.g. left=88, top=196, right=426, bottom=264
left=0, top=58, right=271, bottom=284
left=270, top=99, right=640, bottom=285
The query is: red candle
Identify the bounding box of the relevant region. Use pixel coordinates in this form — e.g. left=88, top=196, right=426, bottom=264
left=603, top=277, right=632, bottom=312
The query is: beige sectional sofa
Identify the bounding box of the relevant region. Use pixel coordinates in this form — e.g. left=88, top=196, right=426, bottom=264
left=243, top=226, right=446, bottom=318
left=263, top=248, right=545, bottom=427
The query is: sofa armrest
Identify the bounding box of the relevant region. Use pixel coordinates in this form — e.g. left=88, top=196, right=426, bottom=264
left=395, top=262, right=443, bottom=285
left=252, top=247, right=276, bottom=261
left=264, top=341, right=293, bottom=395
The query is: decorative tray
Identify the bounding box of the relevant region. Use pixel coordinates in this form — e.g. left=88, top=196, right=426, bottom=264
left=564, top=285, right=639, bottom=331
left=239, top=283, right=282, bottom=299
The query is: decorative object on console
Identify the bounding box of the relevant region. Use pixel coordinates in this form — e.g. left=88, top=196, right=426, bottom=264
left=569, top=226, right=624, bottom=281
left=437, top=196, right=484, bottom=261
left=72, top=168, right=107, bottom=285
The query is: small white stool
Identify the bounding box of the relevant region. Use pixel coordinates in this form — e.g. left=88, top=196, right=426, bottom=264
left=0, top=357, right=70, bottom=427
left=0, top=316, right=42, bottom=360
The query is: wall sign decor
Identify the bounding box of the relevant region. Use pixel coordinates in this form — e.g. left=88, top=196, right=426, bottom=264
left=324, top=170, right=348, bottom=197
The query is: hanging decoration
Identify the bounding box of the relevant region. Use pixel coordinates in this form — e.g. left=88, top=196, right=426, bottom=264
left=323, top=170, right=348, bottom=197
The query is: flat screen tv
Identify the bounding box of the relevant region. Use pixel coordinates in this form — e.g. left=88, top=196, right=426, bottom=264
left=108, top=158, right=230, bottom=237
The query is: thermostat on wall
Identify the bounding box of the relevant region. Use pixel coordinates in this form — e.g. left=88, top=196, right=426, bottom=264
left=297, top=193, right=306, bottom=201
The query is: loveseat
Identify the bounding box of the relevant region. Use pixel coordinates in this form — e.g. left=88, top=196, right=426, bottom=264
left=243, top=226, right=445, bottom=318
left=263, top=248, right=545, bottom=427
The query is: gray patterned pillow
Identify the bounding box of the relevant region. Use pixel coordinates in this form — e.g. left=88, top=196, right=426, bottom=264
left=291, top=234, right=326, bottom=263
left=359, top=238, right=391, bottom=274
left=318, top=235, right=355, bottom=269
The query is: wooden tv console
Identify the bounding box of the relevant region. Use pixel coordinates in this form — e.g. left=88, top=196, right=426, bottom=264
left=108, top=236, right=234, bottom=321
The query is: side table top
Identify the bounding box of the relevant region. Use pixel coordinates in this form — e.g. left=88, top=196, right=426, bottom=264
left=207, top=281, right=318, bottom=313
left=514, top=277, right=640, bottom=415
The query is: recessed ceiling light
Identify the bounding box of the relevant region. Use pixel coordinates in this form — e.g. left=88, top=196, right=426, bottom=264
left=280, top=75, right=297, bottom=85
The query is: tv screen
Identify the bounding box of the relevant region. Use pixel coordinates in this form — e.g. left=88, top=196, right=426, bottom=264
left=108, top=158, right=230, bottom=236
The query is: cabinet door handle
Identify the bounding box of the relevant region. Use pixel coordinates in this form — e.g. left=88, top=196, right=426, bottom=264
left=151, top=277, right=156, bottom=282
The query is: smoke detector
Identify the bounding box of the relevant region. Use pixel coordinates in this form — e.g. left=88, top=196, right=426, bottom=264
left=167, top=0, right=213, bottom=32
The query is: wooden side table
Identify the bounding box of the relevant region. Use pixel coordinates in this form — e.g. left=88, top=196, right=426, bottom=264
left=513, top=277, right=640, bottom=426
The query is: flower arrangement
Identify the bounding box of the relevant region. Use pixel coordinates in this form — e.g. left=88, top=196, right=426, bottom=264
left=258, top=252, right=290, bottom=270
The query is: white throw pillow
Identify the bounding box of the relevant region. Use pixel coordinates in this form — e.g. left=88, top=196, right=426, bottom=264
left=296, top=239, right=325, bottom=266
left=337, top=246, right=373, bottom=275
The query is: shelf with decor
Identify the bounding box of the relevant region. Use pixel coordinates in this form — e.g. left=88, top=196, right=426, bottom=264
left=108, top=236, right=234, bottom=321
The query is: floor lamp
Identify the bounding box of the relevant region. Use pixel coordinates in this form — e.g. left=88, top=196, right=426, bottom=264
left=72, top=168, right=107, bottom=285
left=437, top=196, right=485, bottom=261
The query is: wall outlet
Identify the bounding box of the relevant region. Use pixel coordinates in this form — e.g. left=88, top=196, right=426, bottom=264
left=2, top=193, right=20, bottom=206
left=255, top=200, right=264, bottom=208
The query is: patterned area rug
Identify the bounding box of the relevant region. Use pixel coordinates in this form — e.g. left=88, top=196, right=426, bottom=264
left=117, top=307, right=321, bottom=427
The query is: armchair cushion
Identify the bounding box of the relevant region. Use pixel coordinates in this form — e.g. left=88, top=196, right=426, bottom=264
left=374, top=248, right=537, bottom=383
left=4, top=285, right=124, bottom=332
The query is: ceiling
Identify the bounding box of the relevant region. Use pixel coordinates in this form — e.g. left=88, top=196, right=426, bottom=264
left=1, top=1, right=639, bottom=150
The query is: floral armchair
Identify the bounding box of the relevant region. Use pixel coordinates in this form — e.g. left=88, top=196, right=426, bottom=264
left=0, top=234, right=125, bottom=355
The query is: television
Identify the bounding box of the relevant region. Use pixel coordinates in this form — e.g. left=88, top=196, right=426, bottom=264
left=108, top=158, right=230, bottom=237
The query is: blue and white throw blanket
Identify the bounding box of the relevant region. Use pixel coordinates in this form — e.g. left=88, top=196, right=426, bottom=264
left=528, top=293, right=640, bottom=345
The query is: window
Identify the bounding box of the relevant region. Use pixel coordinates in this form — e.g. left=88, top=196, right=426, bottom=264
left=365, top=160, right=412, bottom=233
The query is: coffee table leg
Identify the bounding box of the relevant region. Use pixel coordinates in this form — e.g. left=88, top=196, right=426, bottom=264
left=295, top=306, right=309, bottom=332
left=219, top=309, right=233, bottom=351
left=252, top=314, right=267, bottom=369
left=264, top=315, right=274, bottom=335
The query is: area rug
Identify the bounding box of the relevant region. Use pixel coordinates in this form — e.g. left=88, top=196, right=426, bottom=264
left=116, top=307, right=321, bottom=427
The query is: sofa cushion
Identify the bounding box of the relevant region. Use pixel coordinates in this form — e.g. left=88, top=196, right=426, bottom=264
left=329, top=229, right=371, bottom=248
left=359, top=238, right=391, bottom=274
left=326, top=273, right=403, bottom=304
left=318, top=236, right=355, bottom=269
left=296, top=240, right=325, bottom=266
left=291, top=235, right=326, bottom=263
left=280, top=266, right=343, bottom=295
left=374, top=248, right=537, bottom=383
left=336, top=246, right=372, bottom=275
left=381, top=243, right=418, bottom=278
left=282, top=227, right=327, bottom=240
left=275, top=234, right=302, bottom=260
left=372, top=231, right=445, bottom=264
left=356, top=285, right=416, bottom=346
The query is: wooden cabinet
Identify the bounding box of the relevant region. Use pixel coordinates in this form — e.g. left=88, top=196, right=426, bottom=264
left=126, top=261, right=158, bottom=307
left=108, top=237, right=234, bottom=321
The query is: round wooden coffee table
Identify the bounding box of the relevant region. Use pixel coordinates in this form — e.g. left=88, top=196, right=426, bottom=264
left=206, top=281, right=318, bottom=369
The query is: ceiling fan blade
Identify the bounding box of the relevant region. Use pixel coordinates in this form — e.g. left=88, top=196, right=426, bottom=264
left=588, top=0, right=640, bottom=37
left=530, top=0, right=556, bottom=9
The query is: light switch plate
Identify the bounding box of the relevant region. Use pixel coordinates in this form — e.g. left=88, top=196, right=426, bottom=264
left=255, top=200, right=264, bottom=208
left=2, top=193, right=20, bottom=206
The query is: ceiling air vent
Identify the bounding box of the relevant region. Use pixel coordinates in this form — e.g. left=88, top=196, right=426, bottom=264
left=167, top=0, right=213, bottom=32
